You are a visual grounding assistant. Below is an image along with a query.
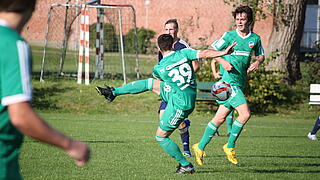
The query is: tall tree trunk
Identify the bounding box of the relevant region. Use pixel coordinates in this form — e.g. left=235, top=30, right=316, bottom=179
left=265, top=0, right=307, bottom=84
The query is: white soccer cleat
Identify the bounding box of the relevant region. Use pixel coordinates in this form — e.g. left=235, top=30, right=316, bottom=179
left=307, top=132, right=318, bottom=141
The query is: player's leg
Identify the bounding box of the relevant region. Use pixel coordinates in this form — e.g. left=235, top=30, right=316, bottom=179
left=308, top=116, right=320, bottom=140
left=159, top=99, right=191, bottom=157
left=227, top=103, right=250, bottom=148
left=156, top=102, right=195, bottom=174
left=156, top=127, right=194, bottom=174
left=193, top=105, right=230, bottom=165
left=222, top=86, right=249, bottom=164
left=96, top=78, right=159, bottom=101
left=178, top=120, right=191, bottom=157
left=226, top=110, right=234, bottom=136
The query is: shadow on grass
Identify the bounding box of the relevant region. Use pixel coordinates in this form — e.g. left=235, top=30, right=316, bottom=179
left=32, top=85, right=72, bottom=111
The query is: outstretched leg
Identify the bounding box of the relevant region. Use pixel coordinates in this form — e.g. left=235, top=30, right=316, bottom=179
left=96, top=78, right=157, bottom=101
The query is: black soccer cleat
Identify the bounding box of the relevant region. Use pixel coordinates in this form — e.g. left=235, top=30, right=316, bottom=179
left=95, top=86, right=116, bottom=102
left=175, top=163, right=195, bottom=174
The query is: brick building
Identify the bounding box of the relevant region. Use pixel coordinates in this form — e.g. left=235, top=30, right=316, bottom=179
left=23, top=0, right=273, bottom=48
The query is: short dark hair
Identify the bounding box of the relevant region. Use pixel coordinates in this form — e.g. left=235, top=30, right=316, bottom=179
left=165, top=19, right=179, bottom=30
left=232, top=6, right=253, bottom=25
left=0, top=0, right=36, bottom=13
left=157, top=34, right=174, bottom=51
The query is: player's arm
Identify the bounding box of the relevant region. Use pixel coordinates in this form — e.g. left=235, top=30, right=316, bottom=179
left=198, top=41, right=236, bottom=70
left=8, top=101, right=90, bottom=166
left=211, top=58, right=221, bottom=79
left=247, top=38, right=265, bottom=73
left=192, top=61, right=200, bottom=72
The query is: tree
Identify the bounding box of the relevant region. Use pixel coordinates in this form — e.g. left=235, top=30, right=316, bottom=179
left=265, top=0, right=307, bottom=84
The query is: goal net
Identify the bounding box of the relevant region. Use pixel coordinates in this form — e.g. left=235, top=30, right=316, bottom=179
left=40, top=2, right=140, bottom=84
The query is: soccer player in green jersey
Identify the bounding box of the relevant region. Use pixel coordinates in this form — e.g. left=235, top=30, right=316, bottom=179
left=193, top=5, right=265, bottom=165
left=0, top=0, right=90, bottom=179
left=96, top=34, right=235, bottom=173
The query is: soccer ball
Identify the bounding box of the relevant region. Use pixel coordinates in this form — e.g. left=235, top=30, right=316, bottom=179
left=211, top=81, right=232, bottom=101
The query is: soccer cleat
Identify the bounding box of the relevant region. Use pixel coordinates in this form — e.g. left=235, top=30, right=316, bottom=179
left=223, top=143, right=238, bottom=164
left=307, top=132, right=318, bottom=141
left=175, top=163, right=195, bottom=174
left=192, top=143, right=206, bottom=166
left=182, top=151, right=191, bottom=157
left=95, top=86, right=116, bottom=102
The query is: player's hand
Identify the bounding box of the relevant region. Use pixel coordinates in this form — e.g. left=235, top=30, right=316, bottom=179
left=247, top=60, right=260, bottom=73
left=213, top=72, right=222, bottom=79
left=66, top=140, right=90, bottom=166
left=224, top=41, right=237, bottom=55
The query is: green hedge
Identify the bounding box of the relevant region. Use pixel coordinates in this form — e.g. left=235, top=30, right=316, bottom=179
left=89, top=24, right=156, bottom=54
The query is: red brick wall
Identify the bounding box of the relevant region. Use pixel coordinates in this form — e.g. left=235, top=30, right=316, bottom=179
left=23, top=0, right=272, bottom=47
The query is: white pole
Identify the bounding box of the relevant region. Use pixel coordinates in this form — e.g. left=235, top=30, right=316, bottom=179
left=84, top=7, right=90, bottom=85
left=118, top=8, right=126, bottom=85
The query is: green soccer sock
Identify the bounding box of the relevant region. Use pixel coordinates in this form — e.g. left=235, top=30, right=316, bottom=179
left=227, top=120, right=244, bottom=148
left=113, top=78, right=154, bottom=96
left=226, top=111, right=234, bottom=134
left=198, top=122, right=218, bottom=150
left=156, top=136, right=190, bottom=166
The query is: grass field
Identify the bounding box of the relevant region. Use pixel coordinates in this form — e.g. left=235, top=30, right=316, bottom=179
left=19, top=79, right=320, bottom=180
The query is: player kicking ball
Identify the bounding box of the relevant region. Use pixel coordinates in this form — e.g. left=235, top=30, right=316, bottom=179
left=96, top=34, right=235, bottom=174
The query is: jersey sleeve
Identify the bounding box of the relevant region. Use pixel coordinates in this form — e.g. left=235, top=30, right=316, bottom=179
left=253, top=38, right=265, bottom=57
left=211, top=32, right=230, bottom=51
left=1, top=40, right=32, bottom=106
left=180, top=48, right=200, bottom=61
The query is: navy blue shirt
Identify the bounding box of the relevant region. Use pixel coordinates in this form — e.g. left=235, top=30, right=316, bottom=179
left=158, top=38, right=190, bottom=61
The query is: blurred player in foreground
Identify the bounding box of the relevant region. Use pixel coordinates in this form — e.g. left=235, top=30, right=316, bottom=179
left=0, top=0, right=90, bottom=179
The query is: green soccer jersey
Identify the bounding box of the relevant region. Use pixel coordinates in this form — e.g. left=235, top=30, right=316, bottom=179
left=0, top=21, right=32, bottom=179
left=211, top=29, right=264, bottom=89
left=152, top=48, right=199, bottom=110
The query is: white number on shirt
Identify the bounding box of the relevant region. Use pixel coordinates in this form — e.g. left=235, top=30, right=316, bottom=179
left=168, top=63, right=192, bottom=90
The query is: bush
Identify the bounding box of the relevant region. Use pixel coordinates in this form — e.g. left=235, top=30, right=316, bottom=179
left=124, top=27, right=156, bottom=54
left=300, top=61, right=320, bottom=84
left=246, top=69, right=289, bottom=112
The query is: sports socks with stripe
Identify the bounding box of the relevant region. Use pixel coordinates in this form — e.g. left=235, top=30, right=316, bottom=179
left=198, top=122, right=218, bottom=150
left=226, top=110, right=234, bottom=134
left=156, top=136, right=190, bottom=166
left=112, top=78, right=154, bottom=96
left=227, top=120, right=244, bottom=148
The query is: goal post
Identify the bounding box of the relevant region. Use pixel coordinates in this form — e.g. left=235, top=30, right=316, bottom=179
left=40, top=2, right=140, bottom=85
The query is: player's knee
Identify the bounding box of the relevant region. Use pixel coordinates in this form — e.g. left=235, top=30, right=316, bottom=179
left=212, top=117, right=224, bottom=126
left=239, top=111, right=251, bottom=122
